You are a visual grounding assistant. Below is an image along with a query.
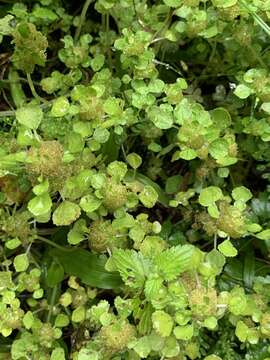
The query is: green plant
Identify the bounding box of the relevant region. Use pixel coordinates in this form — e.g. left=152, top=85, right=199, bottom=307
left=0, top=0, right=270, bottom=359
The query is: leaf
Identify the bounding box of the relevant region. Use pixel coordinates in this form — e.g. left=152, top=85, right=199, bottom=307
left=234, top=84, right=252, bottom=99
left=79, top=194, right=102, bottom=213
left=125, top=171, right=169, bottom=206
left=148, top=104, right=173, bottom=129
left=51, top=96, right=70, bottom=117
left=28, top=193, right=52, bottom=217
left=232, top=186, right=252, bottom=203
left=16, top=104, right=43, bottom=130
left=152, top=311, right=173, bottom=337
left=179, top=149, right=197, bottom=160
left=50, top=248, right=122, bottom=289
left=14, top=254, right=29, bottom=272
left=127, top=153, right=142, bottom=169
left=243, top=248, right=255, bottom=288
left=139, top=185, right=158, bottom=208
left=199, top=186, right=223, bottom=206
left=154, top=245, right=196, bottom=281
left=111, top=249, right=150, bottom=289
left=256, top=229, right=270, bottom=240
left=218, top=239, right=238, bottom=257
left=46, top=261, right=64, bottom=288
left=52, top=201, right=81, bottom=226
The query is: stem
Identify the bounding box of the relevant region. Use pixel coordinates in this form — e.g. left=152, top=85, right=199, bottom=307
left=75, top=0, right=93, bottom=43
left=26, top=73, right=42, bottom=101
left=37, top=236, right=74, bottom=252
left=46, top=285, right=58, bottom=323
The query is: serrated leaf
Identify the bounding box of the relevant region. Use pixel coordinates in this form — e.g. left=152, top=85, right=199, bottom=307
left=154, top=245, right=196, bottom=281
left=111, top=249, right=150, bottom=289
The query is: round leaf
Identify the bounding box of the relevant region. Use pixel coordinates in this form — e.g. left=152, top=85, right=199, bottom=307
left=53, top=201, right=81, bottom=226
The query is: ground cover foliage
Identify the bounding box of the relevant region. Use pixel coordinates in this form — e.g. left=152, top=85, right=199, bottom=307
left=1, top=0, right=270, bottom=358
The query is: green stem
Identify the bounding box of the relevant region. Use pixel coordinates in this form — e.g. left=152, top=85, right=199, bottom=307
left=37, top=236, right=74, bottom=252
left=26, top=72, right=42, bottom=101
left=75, top=0, right=93, bottom=43
left=46, top=285, right=58, bottom=323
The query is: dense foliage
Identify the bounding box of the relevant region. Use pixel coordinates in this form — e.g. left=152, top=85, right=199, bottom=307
left=1, top=0, right=270, bottom=358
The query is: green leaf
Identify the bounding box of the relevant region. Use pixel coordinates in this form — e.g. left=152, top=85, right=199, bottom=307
left=79, top=194, right=102, bottom=213
left=163, top=0, right=182, bottom=7
left=50, top=248, right=122, bottom=289
left=53, top=201, right=81, bottom=226
left=125, top=171, right=169, bottom=206
left=152, top=311, right=173, bottom=337
left=46, top=261, right=64, bottom=288
left=179, top=149, right=197, bottom=160
left=50, top=348, right=65, bottom=360
left=148, top=104, right=173, bottom=129
left=51, top=96, right=70, bottom=117
left=165, top=175, right=181, bottom=194
left=14, top=254, right=29, bottom=272
left=255, top=229, right=270, bottom=240
left=90, top=54, right=105, bottom=71
left=232, top=186, right=252, bottom=203
left=111, top=249, right=149, bottom=289
left=234, top=84, right=252, bottom=99
left=127, top=153, right=142, bottom=169
left=16, top=104, right=43, bottom=130
left=199, top=186, right=223, bottom=206
left=154, top=245, right=196, bottom=281
left=28, top=193, right=52, bottom=217
left=218, top=239, right=238, bottom=257
left=209, top=139, right=229, bottom=159
left=0, top=15, right=14, bottom=36
left=139, top=185, right=158, bottom=208
left=173, top=324, right=194, bottom=340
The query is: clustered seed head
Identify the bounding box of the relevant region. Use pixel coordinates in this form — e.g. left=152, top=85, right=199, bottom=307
left=99, top=321, right=136, bottom=353
left=217, top=202, right=245, bottom=238
left=101, top=179, right=128, bottom=212
left=88, top=220, right=127, bottom=253
left=189, top=288, right=217, bottom=319
left=27, top=141, right=64, bottom=178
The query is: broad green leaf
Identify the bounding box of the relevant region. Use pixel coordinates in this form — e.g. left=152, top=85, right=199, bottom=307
left=50, top=248, right=122, bottom=289
left=139, top=186, right=158, bottom=208
left=152, top=311, right=173, bottom=337
left=46, top=261, right=64, bottom=287
left=16, top=104, right=43, bottom=130
left=14, top=254, right=29, bottom=272
left=28, top=193, right=52, bottom=217
left=50, top=348, right=65, bottom=360
left=163, top=0, right=182, bottom=6
left=234, top=84, right=252, bottom=99
left=51, top=96, right=70, bottom=117
left=232, top=186, right=252, bottom=203
left=209, top=139, right=228, bottom=159
left=173, top=325, right=194, bottom=340
left=79, top=194, right=102, bottom=213
left=127, top=153, right=142, bottom=169
left=148, top=104, right=173, bottom=129
left=255, top=229, right=270, bottom=240
left=199, top=186, right=223, bottom=206
left=218, top=239, right=238, bottom=257
left=179, top=149, right=197, bottom=160
left=52, top=201, right=81, bottom=226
